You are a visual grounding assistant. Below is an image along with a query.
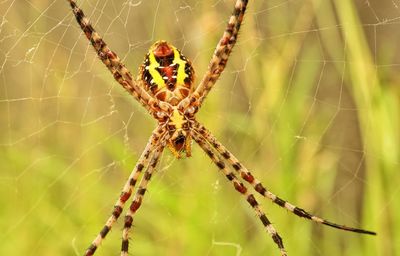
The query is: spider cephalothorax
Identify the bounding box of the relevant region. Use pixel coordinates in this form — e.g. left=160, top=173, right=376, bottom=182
left=165, top=107, right=192, bottom=158
left=67, top=1, right=376, bottom=255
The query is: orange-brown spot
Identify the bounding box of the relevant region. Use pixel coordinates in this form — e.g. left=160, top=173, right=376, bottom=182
left=163, top=66, right=174, bottom=79
left=234, top=181, right=247, bottom=194
left=241, top=172, right=255, bottom=183
left=153, top=41, right=173, bottom=57
left=120, top=191, right=131, bottom=203
left=179, top=88, right=189, bottom=98
left=130, top=198, right=142, bottom=213
left=156, top=91, right=167, bottom=101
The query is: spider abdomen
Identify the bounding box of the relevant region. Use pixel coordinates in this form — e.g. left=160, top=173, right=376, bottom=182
left=140, top=41, right=194, bottom=106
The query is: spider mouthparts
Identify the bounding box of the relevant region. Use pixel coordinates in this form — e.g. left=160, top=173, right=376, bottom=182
left=174, top=134, right=186, bottom=150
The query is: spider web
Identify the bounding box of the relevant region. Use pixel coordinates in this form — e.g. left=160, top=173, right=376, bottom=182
left=0, top=0, right=399, bottom=255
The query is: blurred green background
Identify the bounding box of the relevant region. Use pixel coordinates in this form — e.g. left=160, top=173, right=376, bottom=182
left=0, top=0, right=399, bottom=255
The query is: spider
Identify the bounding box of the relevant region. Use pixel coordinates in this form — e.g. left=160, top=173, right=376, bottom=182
left=67, top=0, right=376, bottom=255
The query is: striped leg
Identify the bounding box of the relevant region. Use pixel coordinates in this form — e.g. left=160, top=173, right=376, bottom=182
left=67, top=0, right=160, bottom=113
left=85, top=127, right=166, bottom=256
left=121, top=142, right=165, bottom=256
left=192, top=132, right=287, bottom=256
left=180, top=0, right=249, bottom=110
left=193, top=121, right=376, bottom=236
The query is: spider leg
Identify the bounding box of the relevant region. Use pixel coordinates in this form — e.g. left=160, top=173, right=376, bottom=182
left=192, top=131, right=287, bottom=256
left=121, top=140, right=166, bottom=256
left=180, top=0, right=248, bottom=110
left=193, top=121, right=376, bottom=236
left=67, top=0, right=161, bottom=113
left=84, top=126, right=167, bottom=256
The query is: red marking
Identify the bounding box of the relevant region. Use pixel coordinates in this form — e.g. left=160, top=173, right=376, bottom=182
left=156, top=91, right=167, bottom=101
left=157, top=65, right=176, bottom=91
left=241, top=172, right=254, bottom=183
left=234, top=181, right=247, bottom=194
left=153, top=41, right=174, bottom=57
left=107, top=50, right=116, bottom=59
left=163, top=66, right=174, bottom=79
left=130, top=198, right=142, bottom=212
left=221, top=36, right=230, bottom=45
left=179, top=88, right=189, bottom=97
left=120, top=191, right=131, bottom=203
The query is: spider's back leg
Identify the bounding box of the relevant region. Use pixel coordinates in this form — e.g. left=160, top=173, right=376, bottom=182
left=193, top=121, right=376, bottom=236
left=193, top=131, right=287, bottom=256
left=84, top=127, right=166, bottom=256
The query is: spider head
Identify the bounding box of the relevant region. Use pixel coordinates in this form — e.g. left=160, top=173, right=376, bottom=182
left=140, top=40, right=195, bottom=106
left=166, top=107, right=192, bottom=158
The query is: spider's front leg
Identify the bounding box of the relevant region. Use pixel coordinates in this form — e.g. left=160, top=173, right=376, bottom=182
left=181, top=0, right=248, bottom=110
left=67, top=0, right=160, bottom=114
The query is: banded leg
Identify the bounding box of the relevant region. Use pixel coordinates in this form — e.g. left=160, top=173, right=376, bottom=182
left=67, top=0, right=159, bottom=113
left=85, top=126, right=166, bottom=256
left=121, top=143, right=165, bottom=256
left=193, top=121, right=376, bottom=236
left=181, top=0, right=248, bottom=110
left=192, top=132, right=287, bottom=256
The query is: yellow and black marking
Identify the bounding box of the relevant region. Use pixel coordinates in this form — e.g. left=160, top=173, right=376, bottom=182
left=140, top=41, right=194, bottom=106
left=166, top=107, right=192, bottom=158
